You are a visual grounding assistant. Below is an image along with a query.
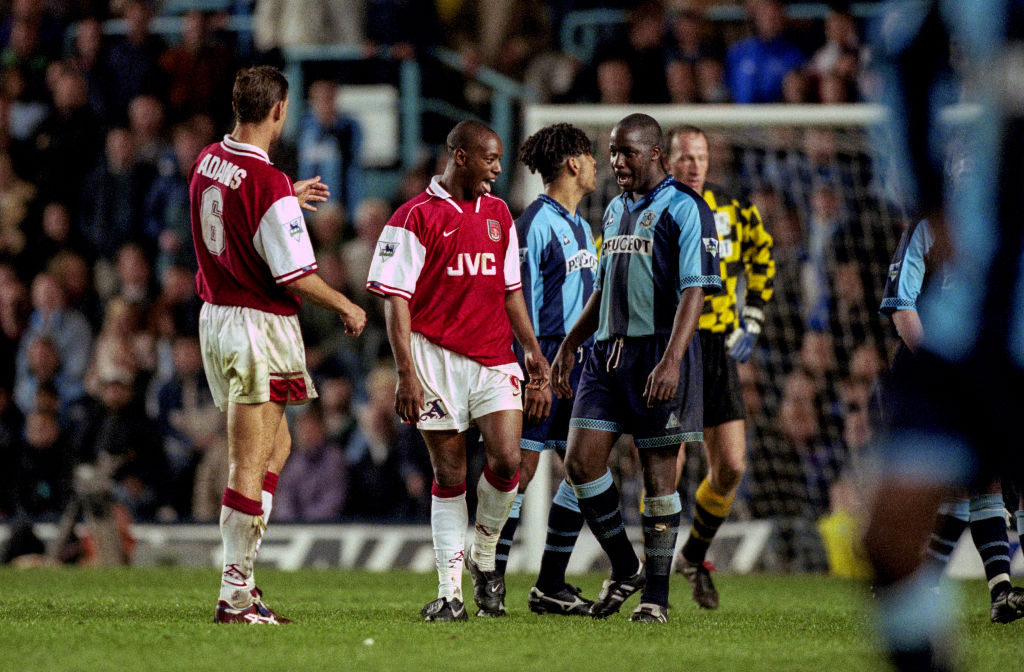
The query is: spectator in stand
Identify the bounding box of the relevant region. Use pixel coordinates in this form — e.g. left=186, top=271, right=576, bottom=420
left=0, top=0, right=64, bottom=60
left=447, top=0, right=550, bottom=81
left=127, top=94, right=169, bottom=170
left=364, top=0, right=441, bottom=60
left=12, top=408, right=71, bottom=518
left=254, top=0, right=363, bottom=54
left=80, top=127, right=151, bottom=264
left=70, top=16, right=108, bottom=120
left=86, top=295, right=156, bottom=397
left=106, top=242, right=154, bottom=308
left=0, top=151, right=34, bottom=270
left=1, top=67, right=47, bottom=143
left=0, top=265, right=27, bottom=385
left=341, top=198, right=388, bottom=324
left=103, top=0, right=165, bottom=120
left=274, top=402, right=348, bottom=522
left=726, top=0, right=806, bottom=103
left=145, top=121, right=208, bottom=276
left=47, top=250, right=101, bottom=330
left=151, top=333, right=221, bottom=520
left=665, top=10, right=730, bottom=104
left=16, top=272, right=91, bottom=409
left=344, top=365, right=430, bottom=521
left=20, top=201, right=83, bottom=278
left=307, top=202, right=346, bottom=257
left=668, top=9, right=725, bottom=67
left=191, top=428, right=228, bottom=522
left=596, top=58, right=633, bottom=104
left=296, top=80, right=362, bottom=218
left=72, top=360, right=169, bottom=521
left=32, top=65, right=103, bottom=207
left=807, top=6, right=860, bottom=83
left=317, top=367, right=356, bottom=446
left=0, top=17, right=50, bottom=102
left=158, top=10, right=235, bottom=126
left=778, top=369, right=837, bottom=517
left=592, top=0, right=668, bottom=104
left=13, top=334, right=60, bottom=414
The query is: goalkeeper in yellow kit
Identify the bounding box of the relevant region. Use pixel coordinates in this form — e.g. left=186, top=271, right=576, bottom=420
left=665, top=125, right=775, bottom=609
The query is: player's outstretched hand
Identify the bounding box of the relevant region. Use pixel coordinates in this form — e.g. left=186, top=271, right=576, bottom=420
left=524, top=385, right=552, bottom=426
left=294, top=175, right=331, bottom=212
left=644, top=357, right=680, bottom=407
left=395, top=371, right=425, bottom=424
left=524, top=348, right=551, bottom=394
left=549, top=344, right=575, bottom=399
left=340, top=303, right=367, bottom=337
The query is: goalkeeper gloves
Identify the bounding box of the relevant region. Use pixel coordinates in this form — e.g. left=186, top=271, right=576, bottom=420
left=725, top=306, right=764, bottom=363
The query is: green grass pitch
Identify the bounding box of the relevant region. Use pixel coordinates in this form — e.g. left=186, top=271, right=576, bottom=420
left=0, top=568, right=1017, bottom=672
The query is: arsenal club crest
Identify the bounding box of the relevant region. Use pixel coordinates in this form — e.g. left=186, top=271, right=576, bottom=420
left=487, top=219, right=501, bottom=242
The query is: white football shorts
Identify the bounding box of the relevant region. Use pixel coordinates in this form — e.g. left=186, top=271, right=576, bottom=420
left=411, top=332, right=524, bottom=432
left=199, top=302, right=317, bottom=410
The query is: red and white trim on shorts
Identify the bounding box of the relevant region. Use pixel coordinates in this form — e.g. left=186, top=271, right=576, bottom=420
left=269, top=372, right=309, bottom=403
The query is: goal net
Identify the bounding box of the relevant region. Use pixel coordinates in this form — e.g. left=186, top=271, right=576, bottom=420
left=514, top=103, right=904, bottom=572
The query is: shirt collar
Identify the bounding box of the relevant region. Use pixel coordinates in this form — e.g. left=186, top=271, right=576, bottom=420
left=623, top=175, right=674, bottom=211
left=221, top=134, right=271, bottom=164
left=538, top=193, right=579, bottom=222
left=428, top=175, right=483, bottom=214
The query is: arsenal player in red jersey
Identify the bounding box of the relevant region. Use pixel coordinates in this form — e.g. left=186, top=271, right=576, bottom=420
left=191, top=65, right=366, bottom=624
left=368, top=120, right=550, bottom=620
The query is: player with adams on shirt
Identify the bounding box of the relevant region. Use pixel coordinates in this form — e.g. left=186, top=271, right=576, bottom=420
left=191, top=66, right=366, bottom=624
left=367, top=120, right=550, bottom=621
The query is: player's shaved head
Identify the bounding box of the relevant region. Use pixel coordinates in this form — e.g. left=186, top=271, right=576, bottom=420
left=447, top=120, right=498, bottom=153
left=613, top=113, right=663, bottom=149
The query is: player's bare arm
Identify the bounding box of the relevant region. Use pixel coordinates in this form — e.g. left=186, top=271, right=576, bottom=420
left=892, top=309, right=923, bottom=352
left=644, top=286, right=702, bottom=407
left=293, top=175, right=330, bottom=212
left=286, top=273, right=366, bottom=336
left=551, top=289, right=601, bottom=399
left=506, top=289, right=552, bottom=424
left=506, top=289, right=551, bottom=388
left=383, top=296, right=425, bottom=424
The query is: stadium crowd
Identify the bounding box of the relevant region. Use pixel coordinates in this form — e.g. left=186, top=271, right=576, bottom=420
left=0, top=0, right=897, bottom=572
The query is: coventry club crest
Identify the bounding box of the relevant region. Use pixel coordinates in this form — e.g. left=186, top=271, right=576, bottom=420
left=639, top=210, right=656, bottom=229
left=487, top=219, right=501, bottom=242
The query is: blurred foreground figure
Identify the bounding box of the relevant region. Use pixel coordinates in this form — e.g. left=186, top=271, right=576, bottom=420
left=864, top=1, right=1024, bottom=669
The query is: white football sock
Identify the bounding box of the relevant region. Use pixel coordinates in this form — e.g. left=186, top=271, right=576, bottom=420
left=219, top=506, right=264, bottom=607
left=432, top=492, right=467, bottom=601
left=472, top=475, right=517, bottom=571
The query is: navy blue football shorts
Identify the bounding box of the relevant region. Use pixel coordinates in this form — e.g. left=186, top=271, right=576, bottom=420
left=569, top=334, right=703, bottom=449
left=521, top=338, right=591, bottom=453
left=873, top=346, right=1024, bottom=491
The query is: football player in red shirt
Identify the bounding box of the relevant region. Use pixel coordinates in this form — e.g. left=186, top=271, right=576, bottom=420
left=368, top=121, right=550, bottom=620
left=191, top=66, right=366, bottom=624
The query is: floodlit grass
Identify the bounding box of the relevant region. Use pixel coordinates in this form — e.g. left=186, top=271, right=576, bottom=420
left=0, top=568, right=1017, bottom=672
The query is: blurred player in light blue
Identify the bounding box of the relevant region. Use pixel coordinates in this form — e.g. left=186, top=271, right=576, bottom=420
left=880, top=213, right=1024, bottom=624
left=865, top=1, right=1024, bottom=669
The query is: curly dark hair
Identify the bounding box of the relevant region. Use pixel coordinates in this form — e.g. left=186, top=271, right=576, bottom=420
left=518, top=123, right=593, bottom=185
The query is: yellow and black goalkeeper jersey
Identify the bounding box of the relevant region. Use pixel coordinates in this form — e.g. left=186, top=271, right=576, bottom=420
left=697, top=183, right=775, bottom=333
